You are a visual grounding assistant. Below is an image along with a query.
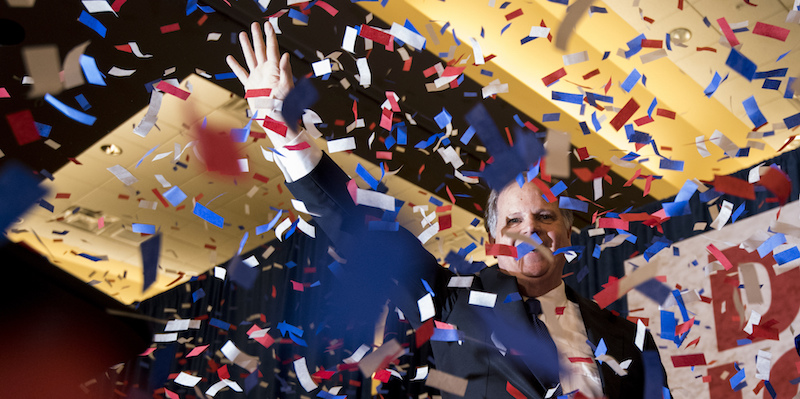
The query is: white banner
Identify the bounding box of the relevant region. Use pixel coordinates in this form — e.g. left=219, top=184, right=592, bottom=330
left=626, top=200, right=800, bottom=399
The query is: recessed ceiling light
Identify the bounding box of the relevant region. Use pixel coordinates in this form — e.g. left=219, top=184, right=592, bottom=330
left=669, top=28, right=692, bottom=45
left=101, top=144, right=123, bottom=156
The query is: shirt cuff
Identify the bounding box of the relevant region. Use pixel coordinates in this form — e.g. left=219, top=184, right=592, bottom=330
left=272, top=129, right=323, bottom=183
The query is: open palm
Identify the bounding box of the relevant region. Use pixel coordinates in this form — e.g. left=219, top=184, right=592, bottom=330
left=226, top=22, right=294, bottom=112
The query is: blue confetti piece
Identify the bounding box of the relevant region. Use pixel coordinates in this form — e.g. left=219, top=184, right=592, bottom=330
left=288, top=8, right=309, bottom=23
left=742, top=96, right=768, bottom=127
left=662, top=201, right=690, bottom=217
left=624, top=34, right=645, bottom=58
left=283, top=78, right=319, bottom=132
left=665, top=33, right=672, bottom=51
left=730, top=367, right=746, bottom=390
left=590, top=6, right=607, bottom=13
left=784, top=112, right=800, bottom=129
left=774, top=246, right=800, bottom=265
left=620, top=68, right=642, bottom=92
left=78, top=10, right=107, bottom=37
left=452, top=29, right=460, bottom=46
left=516, top=241, right=535, bottom=259
left=725, top=48, right=757, bottom=81
left=753, top=68, right=788, bottom=79
left=660, top=310, right=676, bottom=341
left=737, top=338, right=752, bottom=346
left=384, top=135, right=396, bottom=149
left=643, top=351, right=666, bottom=398
left=429, top=196, right=443, bottom=206
left=659, top=158, right=684, bottom=171
left=578, top=121, right=591, bottom=135
left=79, top=54, right=106, bottom=86
left=702, top=16, right=711, bottom=27
left=131, top=223, right=156, bottom=234
left=594, top=338, right=607, bottom=361
left=602, top=51, right=610, bottom=60
left=542, top=112, right=560, bottom=122
left=757, top=233, right=785, bottom=258
left=647, top=98, right=657, bottom=117
left=74, top=94, right=91, bottom=110
left=434, top=107, right=453, bottom=129
left=214, top=72, right=237, bottom=80
left=520, top=36, right=536, bottom=45
left=731, top=202, right=746, bottom=223
left=210, top=318, right=231, bottom=330
left=674, top=180, right=698, bottom=202
left=193, top=202, right=224, bottom=228
left=38, top=199, right=54, bottom=212
left=440, top=21, right=450, bottom=35
left=512, top=114, right=526, bottom=127
left=230, top=128, right=249, bottom=143
left=591, top=111, right=601, bottom=131
left=551, top=91, right=583, bottom=104
left=592, top=244, right=601, bottom=259
left=504, top=292, right=522, bottom=303
left=431, top=329, right=462, bottom=342
left=44, top=93, right=96, bottom=125
left=550, top=180, right=567, bottom=196
left=192, top=288, right=205, bottom=302
left=140, top=233, right=161, bottom=292
left=460, top=125, right=476, bottom=145
left=621, top=152, right=639, bottom=161
left=163, top=186, right=187, bottom=206
left=79, top=253, right=102, bottom=262
left=785, top=77, right=796, bottom=99
left=34, top=122, right=52, bottom=137
left=576, top=266, right=589, bottom=282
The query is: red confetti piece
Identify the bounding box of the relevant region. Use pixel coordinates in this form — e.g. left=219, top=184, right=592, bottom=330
left=439, top=214, right=452, bottom=231
left=524, top=121, right=539, bottom=132
left=671, top=353, right=707, bottom=367
left=253, top=173, right=270, bottom=183
left=643, top=16, right=655, bottom=23
left=696, top=46, right=717, bottom=52
left=111, top=0, right=126, bottom=12
left=115, top=44, right=132, bottom=53
left=609, top=97, right=640, bottom=131
left=656, top=108, right=676, bottom=119
left=217, top=365, right=230, bottom=380
left=415, top=319, right=434, bottom=348
left=752, top=21, right=790, bottom=41
left=634, top=115, right=654, bottom=126
left=677, top=0, right=684, bottom=10
left=197, top=14, right=208, bottom=25
left=542, top=67, right=567, bottom=87
left=262, top=116, right=288, bottom=137
left=641, top=39, right=663, bottom=48
left=160, top=23, right=181, bottom=34
left=485, top=243, right=518, bottom=258
left=55, top=193, right=71, bottom=199
left=375, top=151, right=392, bottom=160
left=576, top=147, right=590, bottom=160
left=402, top=57, right=413, bottom=71
left=713, top=174, right=755, bottom=200
left=155, top=81, right=191, bottom=100
left=118, top=194, right=130, bottom=200
left=359, top=24, right=393, bottom=47
left=245, top=88, right=272, bottom=98
left=531, top=178, right=557, bottom=202
left=6, top=109, right=40, bottom=146
left=717, top=17, right=740, bottom=46
left=568, top=357, right=594, bottom=363
left=314, top=0, right=338, bottom=16
left=675, top=317, right=695, bottom=336
left=604, top=76, right=612, bottom=94
left=152, top=188, right=170, bottom=208
left=285, top=142, right=311, bottom=151
left=757, top=167, right=791, bottom=204
left=706, top=244, right=734, bottom=270
left=582, top=68, right=600, bottom=80
left=506, top=382, right=526, bottom=399
left=445, top=185, right=456, bottom=205
left=592, top=278, right=619, bottom=309
left=598, top=218, right=629, bottom=230
left=505, top=8, right=524, bottom=20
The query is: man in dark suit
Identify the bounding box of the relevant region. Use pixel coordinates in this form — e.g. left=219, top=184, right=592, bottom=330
left=227, top=21, right=669, bottom=399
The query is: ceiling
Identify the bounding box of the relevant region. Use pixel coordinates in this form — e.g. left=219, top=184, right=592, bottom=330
left=1, top=0, right=799, bottom=304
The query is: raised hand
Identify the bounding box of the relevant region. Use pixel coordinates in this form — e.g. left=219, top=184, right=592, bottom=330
left=226, top=22, right=294, bottom=115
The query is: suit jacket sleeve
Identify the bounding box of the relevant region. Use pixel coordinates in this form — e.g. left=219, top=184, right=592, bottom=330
left=285, top=152, right=451, bottom=329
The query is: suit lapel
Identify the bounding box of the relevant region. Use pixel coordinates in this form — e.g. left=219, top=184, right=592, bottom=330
left=566, top=285, right=625, bottom=399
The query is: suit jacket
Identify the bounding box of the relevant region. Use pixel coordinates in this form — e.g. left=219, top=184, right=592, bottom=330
left=286, top=153, right=668, bottom=399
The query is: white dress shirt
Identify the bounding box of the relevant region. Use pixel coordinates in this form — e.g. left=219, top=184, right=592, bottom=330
left=536, top=281, right=604, bottom=397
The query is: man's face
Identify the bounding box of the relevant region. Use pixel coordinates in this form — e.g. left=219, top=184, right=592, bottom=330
left=490, top=182, right=571, bottom=295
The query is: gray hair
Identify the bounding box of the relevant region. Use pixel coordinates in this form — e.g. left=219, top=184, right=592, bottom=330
left=484, top=181, right=574, bottom=239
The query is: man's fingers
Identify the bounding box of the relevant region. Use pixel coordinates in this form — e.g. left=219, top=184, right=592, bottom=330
left=278, top=52, right=294, bottom=93
left=225, top=55, right=249, bottom=85
left=264, top=22, right=281, bottom=68
left=239, top=31, right=257, bottom=72
left=251, top=21, right=267, bottom=65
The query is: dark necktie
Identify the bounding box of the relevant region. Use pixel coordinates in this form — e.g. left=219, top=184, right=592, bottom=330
left=524, top=298, right=563, bottom=396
